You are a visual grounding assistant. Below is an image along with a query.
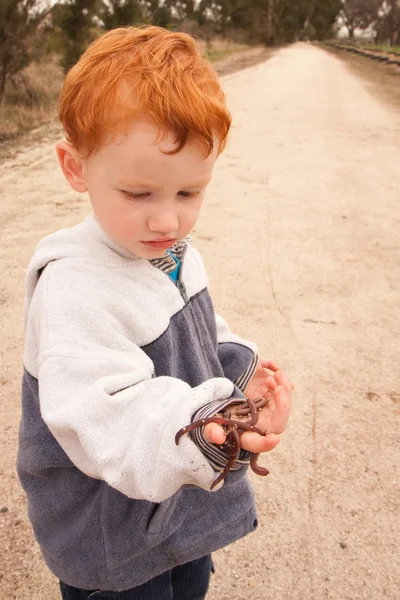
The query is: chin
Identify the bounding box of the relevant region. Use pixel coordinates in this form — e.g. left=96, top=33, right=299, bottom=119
left=134, top=247, right=168, bottom=259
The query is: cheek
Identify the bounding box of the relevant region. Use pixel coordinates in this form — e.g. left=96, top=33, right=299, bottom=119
left=116, top=215, right=142, bottom=241
left=107, top=204, right=144, bottom=242
left=89, top=186, right=142, bottom=241
left=183, top=198, right=203, bottom=227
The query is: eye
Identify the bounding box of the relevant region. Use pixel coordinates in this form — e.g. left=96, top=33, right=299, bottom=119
left=178, top=191, right=199, bottom=198
left=122, top=191, right=151, bottom=200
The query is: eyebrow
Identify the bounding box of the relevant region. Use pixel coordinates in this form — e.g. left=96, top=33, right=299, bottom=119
left=119, top=178, right=212, bottom=190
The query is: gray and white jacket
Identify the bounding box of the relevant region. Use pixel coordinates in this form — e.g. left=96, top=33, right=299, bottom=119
left=17, top=215, right=260, bottom=591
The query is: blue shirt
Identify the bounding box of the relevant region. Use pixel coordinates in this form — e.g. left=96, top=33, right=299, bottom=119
left=166, top=250, right=180, bottom=282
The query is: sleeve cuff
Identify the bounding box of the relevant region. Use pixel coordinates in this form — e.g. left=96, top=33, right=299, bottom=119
left=189, top=395, right=252, bottom=472
left=234, top=353, right=258, bottom=392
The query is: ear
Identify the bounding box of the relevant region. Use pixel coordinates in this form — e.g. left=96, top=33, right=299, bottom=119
left=56, top=140, right=88, bottom=193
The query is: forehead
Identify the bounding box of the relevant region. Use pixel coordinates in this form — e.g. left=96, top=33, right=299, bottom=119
left=93, top=119, right=217, bottom=182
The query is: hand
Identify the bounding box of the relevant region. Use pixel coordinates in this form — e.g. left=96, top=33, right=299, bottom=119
left=204, top=359, right=293, bottom=454
left=245, top=358, right=285, bottom=401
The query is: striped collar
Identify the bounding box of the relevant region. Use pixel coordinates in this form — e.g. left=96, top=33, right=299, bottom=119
left=149, top=237, right=190, bottom=276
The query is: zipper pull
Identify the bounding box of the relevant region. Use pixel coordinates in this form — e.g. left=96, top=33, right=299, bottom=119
left=177, top=280, right=189, bottom=304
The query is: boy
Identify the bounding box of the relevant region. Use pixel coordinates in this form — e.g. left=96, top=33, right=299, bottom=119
left=17, top=26, right=292, bottom=599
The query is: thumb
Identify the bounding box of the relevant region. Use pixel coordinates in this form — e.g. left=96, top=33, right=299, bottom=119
left=203, top=422, right=227, bottom=445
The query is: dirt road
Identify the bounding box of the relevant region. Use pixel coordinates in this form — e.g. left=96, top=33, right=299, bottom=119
left=1, top=43, right=399, bottom=600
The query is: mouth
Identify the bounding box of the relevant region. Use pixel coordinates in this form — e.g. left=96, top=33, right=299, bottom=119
left=141, top=239, right=176, bottom=250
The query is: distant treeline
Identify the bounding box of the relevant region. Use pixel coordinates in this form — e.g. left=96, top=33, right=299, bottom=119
left=1, top=0, right=400, bottom=106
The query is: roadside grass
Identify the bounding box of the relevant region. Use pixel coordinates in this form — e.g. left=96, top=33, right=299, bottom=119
left=324, top=40, right=400, bottom=59
left=205, top=46, right=246, bottom=62
left=358, top=43, right=400, bottom=56
left=323, top=44, right=400, bottom=112
left=0, top=40, right=248, bottom=147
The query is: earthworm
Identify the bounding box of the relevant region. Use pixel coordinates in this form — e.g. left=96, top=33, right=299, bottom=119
left=210, top=430, right=241, bottom=490
left=238, top=397, right=269, bottom=476
left=250, top=453, right=270, bottom=476
left=234, top=397, right=269, bottom=416
left=174, top=416, right=264, bottom=445
left=175, top=397, right=270, bottom=489
left=242, top=396, right=258, bottom=425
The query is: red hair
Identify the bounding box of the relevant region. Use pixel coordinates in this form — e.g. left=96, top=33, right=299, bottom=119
left=59, top=26, right=231, bottom=157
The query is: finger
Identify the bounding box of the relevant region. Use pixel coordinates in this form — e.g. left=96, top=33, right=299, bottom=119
left=266, top=375, right=278, bottom=391
left=240, top=431, right=280, bottom=453
left=271, top=385, right=291, bottom=434
left=274, top=369, right=294, bottom=396
left=260, top=358, right=280, bottom=372
left=203, top=422, right=227, bottom=445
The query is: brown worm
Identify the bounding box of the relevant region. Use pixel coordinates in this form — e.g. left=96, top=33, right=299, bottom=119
left=210, top=430, right=241, bottom=490
left=174, top=416, right=264, bottom=445
left=175, top=397, right=270, bottom=489
left=234, top=397, right=269, bottom=416
left=240, top=396, right=257, bottom=425
left=250, top=453, right=270, bottom=476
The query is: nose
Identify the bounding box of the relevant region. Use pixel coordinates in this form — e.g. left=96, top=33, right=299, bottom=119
left=147, top=202, right=179, bottom=235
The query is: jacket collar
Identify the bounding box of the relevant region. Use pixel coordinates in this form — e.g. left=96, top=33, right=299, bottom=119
left=150, top=237, right=190, bottom=276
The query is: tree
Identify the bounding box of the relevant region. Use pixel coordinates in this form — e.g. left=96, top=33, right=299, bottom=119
left=376, top=0, right=400, bottom=45
left=309, top=0, right=342, bottom=40
left=100, top=0, right=144, bottom=30
left=199, top=0, right=340, bottom=44
left=0, top=0, right=49, bottom=107
left=340, top=0, right=381, bottom=39
left=273, top=0, right=311, bottom=44
left=137, top=0, right=342, bottom=44
left=193, top=0, right=212, bottom=27
left=150, top=5, right=171, bottom=27
left=210, top=0, right=280, bottom=43
left=52, top=0, right=99, bottom=73
left=163, top=0, right=195, bottom=23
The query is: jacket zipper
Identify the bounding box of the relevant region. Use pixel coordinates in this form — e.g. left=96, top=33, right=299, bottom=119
left=176, top=245, right=189, bottom=304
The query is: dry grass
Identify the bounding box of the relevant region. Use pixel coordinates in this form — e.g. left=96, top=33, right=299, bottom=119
left=206, top=46, right=247, bottom=62
left=197, top=37, right=248, bottom=59
left=0, top=56, right=63, bottom=143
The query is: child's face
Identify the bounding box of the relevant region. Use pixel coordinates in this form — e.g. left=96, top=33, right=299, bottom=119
left=82, top=119, right=218, bottom=259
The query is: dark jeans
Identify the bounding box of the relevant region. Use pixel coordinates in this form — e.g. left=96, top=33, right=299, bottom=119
left=59, top=555, right=214, bottom=600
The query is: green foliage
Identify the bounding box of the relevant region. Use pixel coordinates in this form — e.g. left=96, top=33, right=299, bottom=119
left=194, top=0, right=210, bottom=27
left=309, top=0, right=342, bottom=41
left=171, top=0, right=343, bottom=44
left=274, top=0, right=312, bottom=44
left=151, top=5, right=171, bottom=27
left=52, top=0, right=99, bottom=73
left=100, top=0, right=144, bottom=29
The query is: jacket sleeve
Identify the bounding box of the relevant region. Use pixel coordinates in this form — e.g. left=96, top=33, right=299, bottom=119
left=215, top=313, right=258, bottom=392
left=25, top=266, right=240, bottom=503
